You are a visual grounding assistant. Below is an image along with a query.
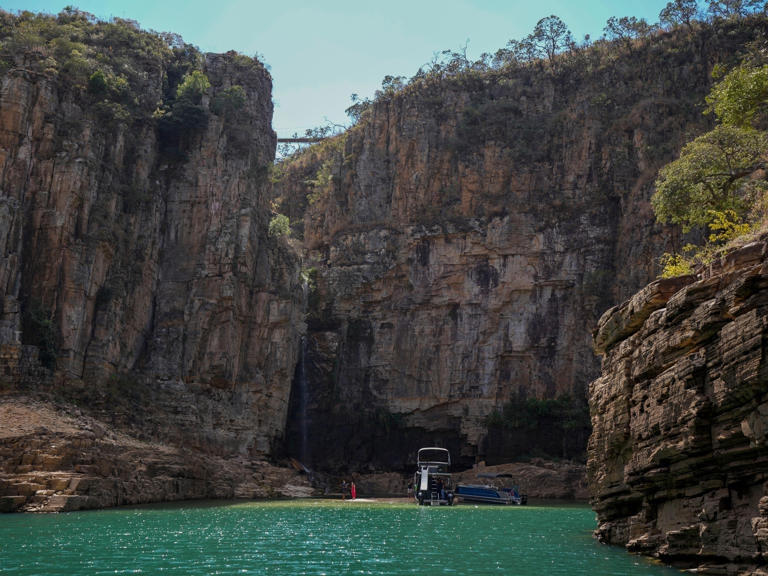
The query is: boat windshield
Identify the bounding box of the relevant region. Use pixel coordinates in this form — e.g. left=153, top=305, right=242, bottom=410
left=417, top=447, right=451, bottom=468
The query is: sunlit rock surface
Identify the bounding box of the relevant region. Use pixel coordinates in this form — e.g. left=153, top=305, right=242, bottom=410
left=0, top=46, right=304, bottom=508
left=588, top=237, right=768, bottom=572
left=276, top=21, right=768, bottom=471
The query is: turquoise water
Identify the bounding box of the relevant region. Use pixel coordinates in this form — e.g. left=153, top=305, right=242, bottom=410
left=0, top=500, right=680, bottom=575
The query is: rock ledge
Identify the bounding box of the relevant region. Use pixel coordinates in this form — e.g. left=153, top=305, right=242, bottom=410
left=588, top=237, right=768, bottom=573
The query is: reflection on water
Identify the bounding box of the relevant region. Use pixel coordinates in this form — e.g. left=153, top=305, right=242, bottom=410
left=0, top=500, right=681, bottom=575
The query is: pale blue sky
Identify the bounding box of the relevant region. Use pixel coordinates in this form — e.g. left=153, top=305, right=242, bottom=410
left=2, top=1, right=671, bottom=136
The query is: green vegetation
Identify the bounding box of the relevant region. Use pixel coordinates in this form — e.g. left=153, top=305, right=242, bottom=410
left=175, top=69, right=210, bottom=102
left=274, top=0, right=768, bottom=166
left=0, top=8, right=180, bottom=117
left=0, top=8, right=265, bottom=159
left=708, top=0, right=764, bottom=19
left=276, top=0, right=768, bottom=285
left=155, top=69, right=212, bottom=154
left=345, top=93, right=373, bottom=124
left=658, top=251, right=696, bottom=278
left=653, top=125, right=767, bottom=231
left=529, top=15, right=574, bottom=64
left=488, top=15, right=575, bottom=68
left=271, top=132, right=351, bottom=242
left=211, top=84, right=246, bottom=118
left=659, top=0, right=699, bottom=29
left=654, top=58, right=768, bottom=276
left=301, top=134, right=348, bottom=204
left=267, top=0, right=768, bottom=281
left=268, top=213, right=291, bottom=237
left=1, top=8, right=274, bottom=370
left=306, top=158, right=334, bottom=192
left=300, top=267, right=317, bottom=291
left=485, top=394, right=591, bottom=461
left=705, top=62, right=768, bottom=128
left=603, top=16, right=655, bottom=46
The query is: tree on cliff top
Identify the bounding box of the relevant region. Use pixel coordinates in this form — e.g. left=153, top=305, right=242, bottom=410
left=707, top=0, right=766, bottom=19
left=653, top=60, right=768, bottom=275
left=659, top=0, right=700, bottom=29
left=603, top=16, right=656, bottom=45
left=529, top=15, right=573, bottom=64
left=652, top=124, right=767, bottom=231
left=705, top=63, right=768, bottom=128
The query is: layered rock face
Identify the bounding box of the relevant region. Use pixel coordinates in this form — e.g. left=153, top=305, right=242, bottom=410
left=0, top=399, right=312, bottom=512
left=588, top=237, right=768, bottom=571
left=0, top=18, right=304, bottom=509
left=278, top=21, right=766, bottom=471
left=9, top=11, right=768, bottom=518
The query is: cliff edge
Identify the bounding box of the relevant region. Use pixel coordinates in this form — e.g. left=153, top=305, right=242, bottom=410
left=275, top=18, right=768, bottom=472
left=0, top=11, right=305, bottom=510
left=588, top=236, right=768, bottom=572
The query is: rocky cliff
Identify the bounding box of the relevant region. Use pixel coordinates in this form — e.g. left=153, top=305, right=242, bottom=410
left=588, top=236, right=768, bottom=572
left=276, top=19, right=768, bottom=472
left=0, top=12, right=305, bottom=510
left=9, top=9, right=768, bottom=517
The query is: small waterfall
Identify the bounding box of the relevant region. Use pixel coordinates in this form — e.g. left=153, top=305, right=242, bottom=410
left=297, top=334, right=309, bottom=465
left=288, top=274, right=313, bottom=469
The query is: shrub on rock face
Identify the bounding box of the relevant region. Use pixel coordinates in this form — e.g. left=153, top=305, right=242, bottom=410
left=268, top=214, right=291, bottom=238
left=155, top=70, right=212, bottom=158
left=87, top=69, right=108, bottom=95
left=175, top=70, right=210, bottom=104
left=211, top=85, right=246, bottom=118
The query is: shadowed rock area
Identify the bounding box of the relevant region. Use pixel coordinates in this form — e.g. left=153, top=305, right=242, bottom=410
left=589, top=236, right=768, bottom=573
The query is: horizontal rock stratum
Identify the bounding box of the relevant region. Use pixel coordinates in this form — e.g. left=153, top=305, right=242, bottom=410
left=588, top=236, right=768, bottom=573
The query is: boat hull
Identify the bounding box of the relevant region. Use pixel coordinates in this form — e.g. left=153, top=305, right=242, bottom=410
left=455, top=484, right=526, bottom=505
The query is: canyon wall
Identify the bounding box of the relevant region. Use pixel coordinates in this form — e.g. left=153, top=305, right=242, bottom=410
left=588, top=236, right=768, bottom=572
left=0, top=14, right=304, bottom=509
left=7, top=11, right=768, bottom=518
left=276, top=20, right=768, bottom=471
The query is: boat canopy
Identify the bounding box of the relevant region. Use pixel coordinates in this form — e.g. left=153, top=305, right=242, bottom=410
left=416, top=447, right=451, bottom=468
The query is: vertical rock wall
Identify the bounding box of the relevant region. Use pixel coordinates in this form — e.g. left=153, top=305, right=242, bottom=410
left=277, top=21, right=768, bottom=471
left=0, top=49, right=303, bottom=457
left=588, top=238, right=768, bottom=572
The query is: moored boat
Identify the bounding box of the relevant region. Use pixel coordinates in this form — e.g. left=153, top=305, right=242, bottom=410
left=413, top=447, right=455, bottom=506
left=456, top=473, right=527, bottom=505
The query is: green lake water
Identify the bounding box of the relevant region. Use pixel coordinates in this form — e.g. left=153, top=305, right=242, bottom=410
left=0, top=500, right=681, bottom=575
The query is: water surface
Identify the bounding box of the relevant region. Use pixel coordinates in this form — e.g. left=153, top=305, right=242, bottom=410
left=0, top=500, right=680, bottom=575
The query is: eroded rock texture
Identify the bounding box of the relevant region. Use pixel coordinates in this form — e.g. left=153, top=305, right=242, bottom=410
left=0, top=399, right=313, bottom=512
left=588, top=238, right=768, bottom=572
left=0, top=31, right=304, bottom=509
left=277, top=21, right=768, bottom=472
